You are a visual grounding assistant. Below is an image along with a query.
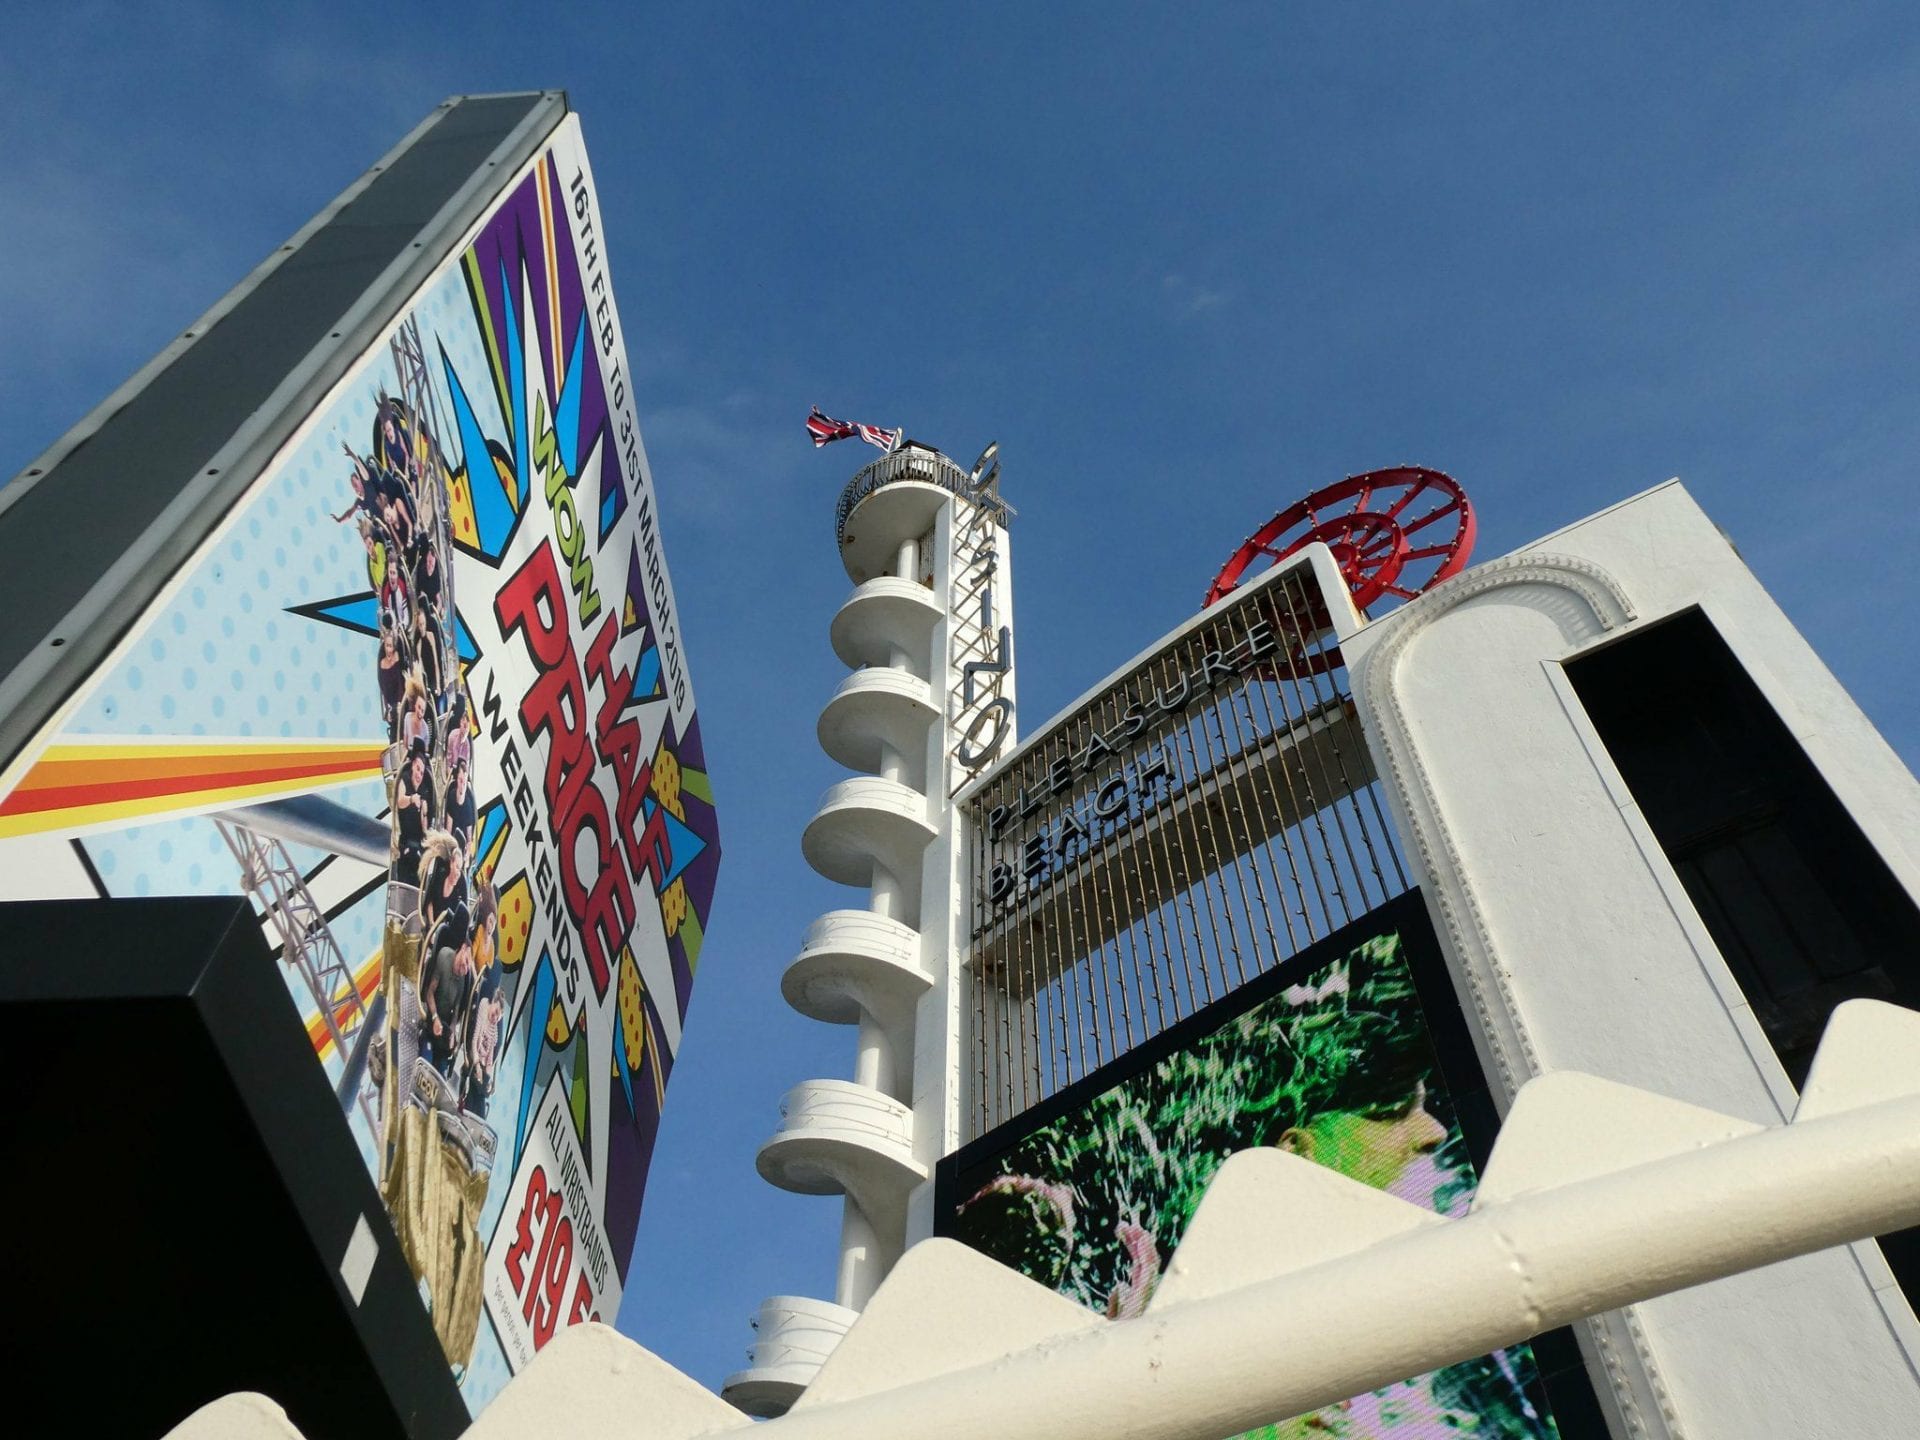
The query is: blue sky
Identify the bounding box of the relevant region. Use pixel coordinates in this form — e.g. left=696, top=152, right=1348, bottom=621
left=5, top=0, right=1918, bottom=1399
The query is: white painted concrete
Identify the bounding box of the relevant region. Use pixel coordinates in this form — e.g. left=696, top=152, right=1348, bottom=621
left=201, top=1002, right=1920, bottom=1440
left=828, top=577, right=943, bottom=675
left=1342, top=479, right=1920, bottom=1438
left=732, top=448, right=1012, bottom=1412
left=162, top=1395, right=305, bottom=1440
left=781, top=910, right=932, bottom=1027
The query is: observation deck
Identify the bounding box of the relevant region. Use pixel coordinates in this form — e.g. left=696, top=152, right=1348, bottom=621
left=829, top=577, right=945, bottom=673
left=818, top=667, right=938, bottom=781
left=834, top=445, right=974, bottom=584
left=756, top=1078, right=927, bottom=1212
left=738, top=441, right=997, bottom=1415
left=801, top=776, right=936, bottom=892
left=782, top=909, right=933, bottom=1026
left=720, top=1294, right=858, bottom=1419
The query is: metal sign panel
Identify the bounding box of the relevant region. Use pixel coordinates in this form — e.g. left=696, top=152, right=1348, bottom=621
left=0, top=109, right=720, bottom=1414
left=947, top=445, right=1017, bottom=792
left=961, top=558, right=1402, bottom=1134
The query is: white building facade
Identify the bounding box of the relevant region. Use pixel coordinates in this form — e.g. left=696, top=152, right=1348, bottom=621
left=735, top=462, right=1920, bottom=1438
left=1337, top=479, right=1920, bottom=1438
left=727, top=444, right=1017, bottom=1414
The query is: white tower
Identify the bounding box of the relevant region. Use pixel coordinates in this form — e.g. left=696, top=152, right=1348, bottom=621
left=723, top=442, right=1016, bottom=1416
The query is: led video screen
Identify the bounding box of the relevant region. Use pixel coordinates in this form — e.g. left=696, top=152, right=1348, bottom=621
left=940, top=893, right=1603, bottom=1438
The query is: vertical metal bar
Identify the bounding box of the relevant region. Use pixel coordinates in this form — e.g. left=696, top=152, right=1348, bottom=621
left=1097, top=692, right=1159, bottom=1043
left=1032, top=750, right=1075, bottom=1101
left=1281, top=571, right=1372, bottom=914
left=1294, top=582, right=1407, bottom=904
left=1218, top=626, right=1303, bottom=977
left=1239, top=594, right=1323, bottom=946
left=1044, top=753, right=1086, bottom=1095
left=1276, top=570, right=1369, bottom=925
left=1096, top=687, right=1167, bottom=1038
left=1124, top=715, right=1190, bottom=1032
left=1131, top=718, right=1204, bottom=1023
left=1201, top=641, right=1286, bottom=985
left=971, top=802, right=994, bottom=1140
left=1154, top=645, right=1241, bottom=1004
left=1078, top=708, right=1140, bottom=1057
left=1149, top=649, right=1224, bottom=1008
left=1258, top=584, right=1341, bottom=937
left=1229, top=655, right=1309, bottom=961
left=1183, top=628, right=1262, bottom=992
left=1063, top=711, right=1119, bottom=1073
left=1026, top=829, right=1045, bottom=1119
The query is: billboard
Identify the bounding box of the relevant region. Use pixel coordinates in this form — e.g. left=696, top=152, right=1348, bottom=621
left=0, top=113, right=719, bottom=1412
left=939, top=894, right=1602, bottom=1439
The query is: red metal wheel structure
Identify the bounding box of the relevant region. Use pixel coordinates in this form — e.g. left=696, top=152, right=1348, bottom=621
left=1206, top=466, right=1476, bottom=672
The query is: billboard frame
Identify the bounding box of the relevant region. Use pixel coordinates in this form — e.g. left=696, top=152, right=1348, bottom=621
left=0, top=894, right=468, bottom=1438
left=0, top=91, right=567, bottom=784
left=935, top=887, right=1612, bottom=1439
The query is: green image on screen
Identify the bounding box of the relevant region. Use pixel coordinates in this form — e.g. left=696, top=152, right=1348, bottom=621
left=951, top=930, right=1562, bottom=1438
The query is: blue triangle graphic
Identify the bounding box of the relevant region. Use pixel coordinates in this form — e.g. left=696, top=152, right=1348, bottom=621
left=442, top=344, right=515, bottom=558
left=512, top=948, right=556, bottom=1170
left=659, top=808, right=706, bottom=889
left=302, top=593, right=382, bottom=638
left=612, top=999, right=638, bottom=1124
left=635, top=647, right=663, bottom=701
left=555, top=319, right=586, bottom=480
left=501, top=259, right=530, bottom=512
left=452, top=612, right=480, bottom=665
left=474, top=800, right=508, bottom=865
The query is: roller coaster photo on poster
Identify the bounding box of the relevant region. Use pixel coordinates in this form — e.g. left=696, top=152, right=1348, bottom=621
left=0, top=114, right=720, bottom=1414
left=940, top=894, right=1601, bottom=1439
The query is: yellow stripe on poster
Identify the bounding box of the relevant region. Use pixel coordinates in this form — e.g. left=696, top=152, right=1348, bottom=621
left=0, top=758, right=384, bottom=840
left=306, top=948, right=384, bottom=1061
left=536, top=159, right=563, bottom=379
left=31, top=739, right=381, bottom=763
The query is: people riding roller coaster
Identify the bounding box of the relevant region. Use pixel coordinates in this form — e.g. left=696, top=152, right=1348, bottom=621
left=443, top=691, right=472, bottom=773
left=400, top=676, right=432, bottom=753
left=415, top=539, right=443, bottom=616
left=411, top=609, right=444, bottom=707
left=333, top=449, right=380, bottom=526
left=394, top=738, right=434, bottom=886
left=377, top=622, right=404, bottom=735
left=373, top=393, right=426, bottom=492
left=463, top=891, right=505, bottom=1117
left=446, top=757, right=477, bottom=859
left=346, top=362, right=496, bottom=1374
left=420, top=929, right=474, bottom=1076
left=419, top=829, right=468, bottom=936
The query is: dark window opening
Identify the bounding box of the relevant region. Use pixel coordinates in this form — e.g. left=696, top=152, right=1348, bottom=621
left=1567, top=607, right=1920, bottom=1303
left=1567, top=610, right=1920, bottom=1081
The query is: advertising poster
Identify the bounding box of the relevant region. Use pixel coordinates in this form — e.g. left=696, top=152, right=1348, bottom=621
left=944, top=916, right=1585, bottom=1439
left=0, top=115, right=719, bottom=1412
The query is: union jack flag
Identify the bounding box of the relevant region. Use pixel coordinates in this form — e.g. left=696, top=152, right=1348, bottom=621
left=807, top=406, right=902, bottom=453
